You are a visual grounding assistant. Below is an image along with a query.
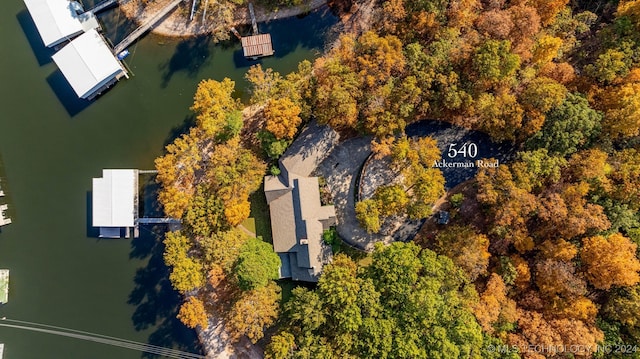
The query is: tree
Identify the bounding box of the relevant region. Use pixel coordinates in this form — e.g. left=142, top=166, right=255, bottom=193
left=265, top=332, right=296, bottom=359
left=531, top=35, right=563, bottom=67
left=472, top=40, right=520, bottom=86
left=474, top=91, right=524, bottom=141
left=435, top=225, right=491, bottom=281
left=177, top=296, right=209, bottom=329
left=605, top=285, right=640, bottom=330
left=313, top=58, right=361, bottom=130
left=373, top=185, right=409, bottom=217
left=317, top=255, right=362, bottom=352
left=530, top=0, right=569, bottom=25
left=535, top=259, right=586, bottom=300
left=525, top=93, right=602, bottom=157
left=608, top=149, right=640, bottom=210
left=355, top=199, right=381, bottom=233
left=585, top=49, right=630, bottom=84
left=519, top=77, right=567, bottom=114
left=601, top=81, right=640, bottom=138
left=200, top=229, right=249, bottom=273
left=168, top=255, right=205, bottom=294
left=264, top=97, right=302, bottom=140
left=581, top=233, right=640, bottom=290
left=227, top=281, right=281, bottom=343
left=233, top=238, right=281, bottom=291
left=191, top=78, right=241, bottom=138
left=474, top=274, right=517, bottom=334
left=476, top=10, right=514, bottom=40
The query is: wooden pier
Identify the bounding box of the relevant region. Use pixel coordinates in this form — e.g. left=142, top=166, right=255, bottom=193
left=89, top=0, right=119, bottom=14
left=237, top=3, right=274, bottom=59
left=113, top=0, right=183, bottom=54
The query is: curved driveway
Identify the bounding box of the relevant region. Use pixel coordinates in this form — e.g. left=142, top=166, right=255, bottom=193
left=313, top=120, right=513, bottom=251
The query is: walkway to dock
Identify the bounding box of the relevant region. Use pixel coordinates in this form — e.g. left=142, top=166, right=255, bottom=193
left=89, top=0, right=119, bottom=14
left=113, top=0, right=183, bottom=54
left=137, top=218, right=180, bottom=224
left=0, top=270, right=9, bottom=304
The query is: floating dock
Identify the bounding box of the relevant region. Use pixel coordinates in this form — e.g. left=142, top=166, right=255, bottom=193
left=0, top=270, right=9, bottom=304
left=0, top=343, right=4, bottom=359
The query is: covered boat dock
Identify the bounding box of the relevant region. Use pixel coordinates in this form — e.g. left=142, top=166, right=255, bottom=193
left=52, top=29, right=128, bottom=100
left=92, top=169, right=139, bottom=238
left=23, top=0, right=100, bottom=48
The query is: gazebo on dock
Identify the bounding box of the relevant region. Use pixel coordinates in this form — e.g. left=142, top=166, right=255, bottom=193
left=92, top=169, right=138, bottom=238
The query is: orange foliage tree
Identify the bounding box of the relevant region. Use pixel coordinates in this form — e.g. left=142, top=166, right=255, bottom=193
left=581, top=233, right=640, bottom=290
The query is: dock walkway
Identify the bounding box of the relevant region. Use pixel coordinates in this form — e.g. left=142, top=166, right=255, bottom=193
left=0, top=270, right=9, bottom=304
left=113, top=0, right=183, bottom=54
left=137, top=218, right=180, bottom=224
left=89, top=0, right=119, bottom=14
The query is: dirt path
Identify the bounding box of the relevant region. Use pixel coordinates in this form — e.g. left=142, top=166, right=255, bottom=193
left=119, top=0, right=328, bottom=38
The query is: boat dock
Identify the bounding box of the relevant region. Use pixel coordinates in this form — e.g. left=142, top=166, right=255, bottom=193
left=234, top=3, right=274, bottom=59
left=113, top=0, right=184, bottom=54
left=0, top=270, right=9, bottom=304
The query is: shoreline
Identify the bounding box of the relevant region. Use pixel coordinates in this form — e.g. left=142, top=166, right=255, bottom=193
left=119, top=0, right=329, bottom=38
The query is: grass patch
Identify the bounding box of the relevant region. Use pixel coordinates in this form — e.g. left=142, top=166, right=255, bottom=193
left=249, top=189, right=272, bottom=244
left=240, top=217, right=257, bottom=237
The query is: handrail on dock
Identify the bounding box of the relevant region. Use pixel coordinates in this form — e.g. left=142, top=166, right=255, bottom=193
left=113, top=0, right=183, bottom=54
left=88, top=0, right=119, bottom=14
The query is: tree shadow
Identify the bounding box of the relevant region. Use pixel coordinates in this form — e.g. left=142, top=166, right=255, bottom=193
left=128, top=226, right=203, bottom=358
left=16, top=10, right=55, bottom=66
left=46, top=70, right=92, bottom=117
left=160, top=35, right=213, bottom=88
left=163, top=114, right=196, bottom=147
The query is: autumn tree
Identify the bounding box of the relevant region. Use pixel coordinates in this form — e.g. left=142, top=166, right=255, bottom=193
left=581, top=233, right=640, bottom=290
left=191, top=78, right=241, bottom=138
left=263, top=97, right=302, bottom=140
left=601, top=80, right=640, bottom=138
left=474, top=273, right=517, bottom=334
left=227, top=281, right=281, bottom=343
left=233, top=238, right=281, bottom=291
left=355, top=199, right=381, bottom=234
left=435, top=225, right=491, bottom=281
left=177, top=296, right=209, bottom=329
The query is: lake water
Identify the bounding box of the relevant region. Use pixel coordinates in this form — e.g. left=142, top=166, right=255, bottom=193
left=0, top=1, right=336, bottom=357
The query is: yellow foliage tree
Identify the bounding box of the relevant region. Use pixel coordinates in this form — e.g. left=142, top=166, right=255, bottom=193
left=602, top=81, right=640, bottom=138
left=191, top=78, right=241, bottom=137
left=177, top=296, right=209, bottom=329
left=264, top=98, right=302, bottom=140
left=226, top=281, right=281, bottom=343
left=581, top=233, right=640, bottom=290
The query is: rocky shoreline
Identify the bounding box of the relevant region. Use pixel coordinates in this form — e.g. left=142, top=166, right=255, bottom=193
left=119, top=0, right=328, bottom=38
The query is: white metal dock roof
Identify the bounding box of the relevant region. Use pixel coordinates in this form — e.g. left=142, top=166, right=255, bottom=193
left=52, top=29, right=124, bottom=99
left=92, top=169, right=137, bottom=228
left=23, top=0, right=84, bottom=47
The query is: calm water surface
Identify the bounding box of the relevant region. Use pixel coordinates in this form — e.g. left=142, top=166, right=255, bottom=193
left=0, top=1, right=336, bottom=357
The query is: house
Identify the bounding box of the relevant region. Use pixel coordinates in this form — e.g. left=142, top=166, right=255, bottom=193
left=264, top=122, right=339, bottom=282
left=92, top=169, right=138, bottom=238
left=52, top=29, right=127, bottom=100
left=23, top=0, right=99, bottom=48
